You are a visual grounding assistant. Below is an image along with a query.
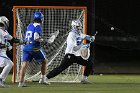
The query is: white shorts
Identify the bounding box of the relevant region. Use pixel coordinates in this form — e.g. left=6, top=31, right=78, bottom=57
left=0, top=52, right=11, bottom=67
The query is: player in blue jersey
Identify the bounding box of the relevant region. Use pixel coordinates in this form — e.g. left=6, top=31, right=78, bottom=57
left=18, top=12, right=50, bottom=87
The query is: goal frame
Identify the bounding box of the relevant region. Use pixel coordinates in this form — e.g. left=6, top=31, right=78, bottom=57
left=12, top=6, right=87, bottom=83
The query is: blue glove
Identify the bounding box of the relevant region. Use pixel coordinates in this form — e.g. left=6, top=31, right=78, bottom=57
left=89, top=36, right=95, bottom=42
left=82, top=44, right=90, bottom=48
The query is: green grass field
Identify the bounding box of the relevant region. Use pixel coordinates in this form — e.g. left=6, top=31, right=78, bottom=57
left=1, top=74, right=140, bottom=93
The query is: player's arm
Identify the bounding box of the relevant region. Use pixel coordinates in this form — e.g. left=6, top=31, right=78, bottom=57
left=0, top=43, right=6, bottom=48
left=4, top=30, right=26, bottom=44
left=9, top=37, right=27, bottom=45
left=73, top=44, right=83, bottom=51
left=7, top=42, right=12, bottom=51
left=34, top=32, right=43, bottom=42
left=0, top=42, right=12, bottom=50
left=3, top=30, right=13, bottom=40
left=80, top=34, right=95, bottom=42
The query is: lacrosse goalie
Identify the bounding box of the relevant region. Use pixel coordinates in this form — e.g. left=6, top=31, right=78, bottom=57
left=45, top=19, right=96, bottom=84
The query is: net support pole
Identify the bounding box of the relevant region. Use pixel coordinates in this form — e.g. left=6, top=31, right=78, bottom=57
left=82, top=7, right=87, bottom=76
left=12, top=6, right=87, bottom=83
left=12, top=6, right=17, bottom=83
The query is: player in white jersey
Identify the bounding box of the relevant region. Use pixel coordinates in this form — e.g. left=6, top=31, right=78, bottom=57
left=0, top=16, right=24, bottom=87
left=46, top=20, right=95, bottom=83
left=0, top=16, right=14, bottom=87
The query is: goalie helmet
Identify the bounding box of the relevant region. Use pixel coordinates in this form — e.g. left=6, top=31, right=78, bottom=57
left=0, top=16, right=9, bottom=30
left=71, top=20, right=82, bottom=28
left=33, top=12, right=44, bottom=23
left=71, top=20, right=82, bottom=33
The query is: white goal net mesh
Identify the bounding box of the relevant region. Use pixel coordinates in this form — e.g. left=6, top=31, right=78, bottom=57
left=14, top=7, right=86, bottom=82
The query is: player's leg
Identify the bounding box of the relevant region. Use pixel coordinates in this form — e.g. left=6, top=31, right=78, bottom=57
left=33, top=48, right=50, bottom=84
left=0, top=59, right=13, bottom=82
left=40, top=59, right=47, bottom=79
left=18, top=51, right=31, bottom=87
left=75, top=56, right=94, bottom=83
left=0, top=57, right=13, bottom=87
left=39, top=59, right=50, bottom=85
left=18, top=61, right=29, bottom=87
left=83, top=55, right=94, bottom=77
left=81, top=61, right=93, bottom=83
left=46, top=54, right=75, bottom=79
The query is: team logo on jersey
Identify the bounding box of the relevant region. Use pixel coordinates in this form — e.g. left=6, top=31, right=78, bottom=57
left=76, top=37, right=82, bottom=46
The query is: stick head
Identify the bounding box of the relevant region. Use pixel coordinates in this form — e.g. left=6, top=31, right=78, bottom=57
left=80, top=46, right=90, bottom=60
left=71, top=20, right=82, bottom=33
left=48, top=30, right=59, bottom=44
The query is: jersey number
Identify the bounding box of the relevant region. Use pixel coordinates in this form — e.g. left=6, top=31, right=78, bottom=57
left=76, top=37, right=82, bottom=45
left=25, top=31, right=32, bottom=40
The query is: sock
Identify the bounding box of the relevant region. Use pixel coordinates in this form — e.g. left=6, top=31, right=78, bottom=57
left=46, top=77, right=48, bottom=80
left=41, top=75, right=45, bottom=79
left=82, top=75, right=88, bottom=80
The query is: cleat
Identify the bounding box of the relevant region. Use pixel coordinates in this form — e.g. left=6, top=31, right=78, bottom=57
left=18, top=82, right=27, bottom=87
left=39, top=77, right=50, bottom=85
left=0, top=78, right=5, bottom=88
left=80, top=79, right=91, bottom=84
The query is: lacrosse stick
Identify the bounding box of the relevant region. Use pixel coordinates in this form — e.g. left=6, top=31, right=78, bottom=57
left=80, top=31, right=98, bottom=60
left=47, top=30, right=59, bottom=44
left=89, top=31, right=98, bottom=42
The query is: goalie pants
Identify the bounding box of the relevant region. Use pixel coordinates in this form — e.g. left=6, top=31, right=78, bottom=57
left=47, top=54, right=94, bottom=79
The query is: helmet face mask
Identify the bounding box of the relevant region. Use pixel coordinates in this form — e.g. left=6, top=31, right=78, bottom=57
left=71, top=20, right=82, bottom=27
left=71, top=20, right=82, bottom=33
left=33, top=12, right=44, bottom=24
left=0, top=16, right=9, bottom=30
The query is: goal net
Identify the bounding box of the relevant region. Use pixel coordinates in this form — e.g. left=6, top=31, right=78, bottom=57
left=13, top=6, right=87, bottom=83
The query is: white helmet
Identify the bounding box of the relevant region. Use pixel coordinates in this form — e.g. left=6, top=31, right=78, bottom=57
left=0, top=16, right=9, bottom=30
left=71, top=20, right=82, bottom=28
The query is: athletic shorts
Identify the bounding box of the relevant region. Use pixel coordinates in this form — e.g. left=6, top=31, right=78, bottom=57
left=23, top=48, right=47, bottom=62
left=0, top=53, right=11, bottom=67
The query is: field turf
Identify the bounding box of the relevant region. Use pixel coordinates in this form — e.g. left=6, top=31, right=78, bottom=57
left=1, top=74, right=140, bottom=93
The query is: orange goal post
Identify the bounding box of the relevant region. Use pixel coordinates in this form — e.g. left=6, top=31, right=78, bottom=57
left=12, top=6, right=87, bottom=83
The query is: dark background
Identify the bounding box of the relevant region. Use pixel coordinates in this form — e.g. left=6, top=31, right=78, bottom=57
left=0, top=0, right=140, bottom=74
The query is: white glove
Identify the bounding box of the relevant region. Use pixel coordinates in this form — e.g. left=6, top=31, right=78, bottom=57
left=89, top=36, right=95, bottom=42
left=8, top=46, right=12, bottom=51
left=82, top=44, right=90, bottom=48
left=6, top=42, right=12, bottom=51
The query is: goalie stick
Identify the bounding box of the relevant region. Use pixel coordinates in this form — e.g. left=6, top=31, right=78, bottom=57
left=80, top=31, right=98, bottom=60
left=40, top=30, right=60, bottom=46
left=94, top=31, right=98, bottom=36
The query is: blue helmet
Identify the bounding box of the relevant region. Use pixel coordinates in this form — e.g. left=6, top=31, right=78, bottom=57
left=33, top=12, right=44, bottom=20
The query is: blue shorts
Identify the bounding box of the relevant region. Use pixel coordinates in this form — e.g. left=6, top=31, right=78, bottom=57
left=23, top=48, right=47, bottom=62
